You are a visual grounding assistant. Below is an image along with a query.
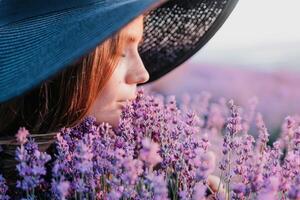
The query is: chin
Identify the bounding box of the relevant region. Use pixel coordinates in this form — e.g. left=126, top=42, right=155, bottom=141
left=94, top=118, right=120, bottom=129
left=109, top=117, right=121, bottom=129
left=93, top=111, right=122, bottom=128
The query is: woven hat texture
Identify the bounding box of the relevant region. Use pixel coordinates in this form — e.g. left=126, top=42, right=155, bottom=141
left=0, top=0, right=238, bottom=103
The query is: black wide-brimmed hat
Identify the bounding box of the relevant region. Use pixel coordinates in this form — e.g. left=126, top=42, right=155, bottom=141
left=0, top=0, right=238, bottom=103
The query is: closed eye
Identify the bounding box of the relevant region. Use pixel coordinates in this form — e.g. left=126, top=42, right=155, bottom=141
left=128, top=35, right=144, bottom=45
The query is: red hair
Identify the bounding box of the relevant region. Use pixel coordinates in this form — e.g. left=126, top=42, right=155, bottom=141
left=0, top=32, right=126, bottom=137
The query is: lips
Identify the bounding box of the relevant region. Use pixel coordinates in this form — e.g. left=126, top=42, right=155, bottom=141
left=117, top=97, right=136, bottom=109
left=117, top=96, right=137, bottom=102
left=117, top=99, right=133, bottom=103
left=117, top=101, right=129, bottom=109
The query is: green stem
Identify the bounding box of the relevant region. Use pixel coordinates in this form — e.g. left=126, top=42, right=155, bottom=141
left=79, top=173, right=84, bottom=200
left=216, top=171, right=224, bottom=196
left=92, top=187, right=96, bottom=200
left=32, top=188, right=35, bottom=199
left=226, top=138, right=232, bottom=200
left=26, top=189, right=29, bottom=199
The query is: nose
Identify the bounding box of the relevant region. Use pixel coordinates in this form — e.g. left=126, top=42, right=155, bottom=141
left=125, top=51, right=150, bottom=84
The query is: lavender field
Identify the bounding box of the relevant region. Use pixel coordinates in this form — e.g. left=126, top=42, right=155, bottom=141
left=3, top=65, right=298, bottom=199
left=2, top=88, right=300, bottom=199
left=147, top=62, right=300, bottom=137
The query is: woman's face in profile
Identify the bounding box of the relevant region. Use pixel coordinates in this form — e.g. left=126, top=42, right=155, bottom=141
left=88, top=15, right=149, bottom=128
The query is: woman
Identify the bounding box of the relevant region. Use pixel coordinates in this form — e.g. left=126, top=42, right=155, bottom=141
left=0, top=0, right=238, bottom=192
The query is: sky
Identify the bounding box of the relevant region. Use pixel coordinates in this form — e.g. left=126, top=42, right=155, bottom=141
left=190, top=0, right=300, bottom=71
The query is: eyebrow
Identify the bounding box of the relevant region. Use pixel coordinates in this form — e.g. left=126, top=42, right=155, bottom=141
left=124, top=33, right=144, bottom=45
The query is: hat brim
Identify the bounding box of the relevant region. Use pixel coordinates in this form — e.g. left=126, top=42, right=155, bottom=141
left=0, top=0, right=163, bottom=103
left=0, top=0, right=238, bottom=103
left=139, top=0, right=239, bottom=84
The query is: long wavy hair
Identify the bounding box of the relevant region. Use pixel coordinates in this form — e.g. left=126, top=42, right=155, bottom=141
left=0, top=31, right=126, bottom=138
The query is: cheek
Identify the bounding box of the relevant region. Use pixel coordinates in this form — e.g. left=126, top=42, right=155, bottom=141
left=87, top=62, right=129, bottom=127
left=87, top=81, right=123, bottom=128
left=92, top=81, right=118, bottom=111
left=88, top=63, right=126, bottom=112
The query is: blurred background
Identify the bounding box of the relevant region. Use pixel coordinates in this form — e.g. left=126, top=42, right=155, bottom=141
left=147, top=0, right=300, bottom=135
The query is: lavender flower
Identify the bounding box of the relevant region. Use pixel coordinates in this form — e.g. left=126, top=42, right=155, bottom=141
left=139, top=137, right=162, bottom=170
left=148, top=173, right=169, bottom=200
left=107, top=188, right=122, bottom=200
left=288, top=175, right=300, bottom=200
left=0, top=175, right=10, bottom=200
left=121, top=158, right=143, bottom=185
left=191, top=182, right=206, bottom=200
left=256, top=112, right=270, bottom=154
left=232, top=183, right=247, bottom=200
left=226, top=99, right=242, bottom=136
left=280, top=116, right=296, bottom=151
left=220, top=100, right=243, bottom=199
left=291, top=127, right=300, bottom=155
left=15, top=128, right=51, bottom=198
left=194, top=150, right=216, bottom=182
left=241, top=97, right=258, bottom=134
left=3, top=88, right=300, bottom=200
left=51, top=179, right=70, bottom=200
left=74, top=140, right=93, bottom=174
left=257, top=176, right=280, bottom=200
left=16, top=127, right=29, bottom=144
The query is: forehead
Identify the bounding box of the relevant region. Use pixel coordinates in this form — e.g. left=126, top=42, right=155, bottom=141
left=121, top=15, right=144, bottom=40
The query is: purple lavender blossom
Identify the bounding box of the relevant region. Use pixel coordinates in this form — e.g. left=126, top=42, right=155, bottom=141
left=15, top=128, right=51, bottom=198
left=121, top=158, right=143, bottom=185
left=206, top=103, right=226, bottom=132
left=194, top=151, right=216, bottom=182
left=191, top=182, right=206, bottom=200
left=148, top=173, right=169, bottom=200
left=288, top=175, right=300, bottom=200
left=231, top=183, right=247, bottom=200
left=256, top=112, right=270, bottom=154
left=226, top=100, right=242, bottom=136
left=5, top=88, right=300, bottom=200
left=241, top=97, right=258, bottom=134
left=16, top=127, right=30, bottom=144
left=292, top=127, right=300, bottom=155
left=107, top=188, right=122, bottom=200
left=139, top=137, right=162, bottom=169
left=280, top=116, right=296, bottom=151
left=257, top=176, right=280, bottom=200
left=51, top=179, right=70, bottom=200
left=74, top=140, right=93, bottom=174
left=0, top=175, right=10, bottom=200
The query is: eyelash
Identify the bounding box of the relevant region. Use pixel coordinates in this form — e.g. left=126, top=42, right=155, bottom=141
left=119, top=43, right=142, bottom=58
